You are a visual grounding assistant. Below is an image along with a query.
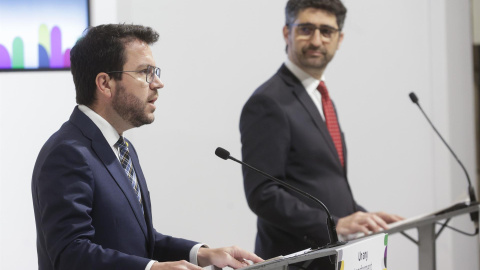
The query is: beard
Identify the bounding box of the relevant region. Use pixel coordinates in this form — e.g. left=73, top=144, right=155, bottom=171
left=112, top=84, right=155, bottom=128
left=298, top=45, right=334, bottom=70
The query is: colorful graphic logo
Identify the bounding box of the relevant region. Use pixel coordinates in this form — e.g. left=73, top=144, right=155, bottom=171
left=0, top=24, right=72, bottom=69
left=0, top=0, right=89, bottom=71
left=382, top=234, right=388, bottom=270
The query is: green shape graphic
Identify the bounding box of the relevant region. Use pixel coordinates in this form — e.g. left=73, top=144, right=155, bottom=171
left=39, top=24, right=50, bottom=55
left=384, top=234, right=388, bottom=246
left=12, top=37, right=24, bottom=69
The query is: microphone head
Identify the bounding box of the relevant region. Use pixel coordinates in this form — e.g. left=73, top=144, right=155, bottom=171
left=409, top=92, right=419, bottom=104
left=215, top=147, right=230, bottom=160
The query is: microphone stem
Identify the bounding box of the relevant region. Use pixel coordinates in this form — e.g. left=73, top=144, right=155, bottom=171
left=413, top=97, right=478, bottom=232
left=415, top=103, right=473, bottom=189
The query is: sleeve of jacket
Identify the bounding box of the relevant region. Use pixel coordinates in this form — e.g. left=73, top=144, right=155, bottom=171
left=152, top=229, right=198, bottom=262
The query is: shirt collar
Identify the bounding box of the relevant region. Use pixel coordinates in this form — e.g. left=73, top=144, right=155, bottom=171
left=78, top=105, right=121, bottom=148
left=285, top=58, right=326, bottom=96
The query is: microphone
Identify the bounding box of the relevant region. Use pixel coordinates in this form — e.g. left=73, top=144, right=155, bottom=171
left=215, top=147, right=346, bottom=248
left=409, top=92, right=478, bottom=231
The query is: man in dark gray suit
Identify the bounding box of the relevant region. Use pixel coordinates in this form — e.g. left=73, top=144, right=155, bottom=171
left=240, top=0, right=402, bottom=268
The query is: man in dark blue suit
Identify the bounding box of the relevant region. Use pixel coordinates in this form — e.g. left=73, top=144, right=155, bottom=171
left=32, top=24, right=262, bottom=270
left=240, top=0, right=402, bottom=269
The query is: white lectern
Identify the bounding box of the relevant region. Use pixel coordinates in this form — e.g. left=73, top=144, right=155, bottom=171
left=367, top=202, right=479, bottom=270
left=241, top=233, right=388, bottom=270
left=239, top=202, right=478, bottom=270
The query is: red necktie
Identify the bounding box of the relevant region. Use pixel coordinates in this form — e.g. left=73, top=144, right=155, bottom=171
left=317, top=81, right=344, bottom=167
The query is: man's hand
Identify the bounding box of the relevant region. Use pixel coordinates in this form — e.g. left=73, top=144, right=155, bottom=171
left=336, top=211, right=404, bottom=236
left=197, top=246, right=263, bottom=269
left=374, top=211, right=404, bottom=224
left=151, top=260, right=203, bottom=270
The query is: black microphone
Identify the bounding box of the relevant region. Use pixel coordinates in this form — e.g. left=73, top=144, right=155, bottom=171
left=215, top=147, right=346, bottom=248
left=409, top=92, right=479, bottom=231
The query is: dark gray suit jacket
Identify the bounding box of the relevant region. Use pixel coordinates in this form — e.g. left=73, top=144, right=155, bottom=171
left=240, top=65, right=365, bottom=263
left=32, top=107, right=197, bottom=270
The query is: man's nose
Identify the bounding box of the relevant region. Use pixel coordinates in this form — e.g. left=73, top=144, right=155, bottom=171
left=150, top=74, right=164, bottom=90
left=310, top=29, right=324, bottom=46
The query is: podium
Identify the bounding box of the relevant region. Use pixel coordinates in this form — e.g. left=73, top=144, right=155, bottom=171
left=240, top=202, right=478, bottom=270
left=241, top=233, right=388, bottom=270
left=364, top=201, right=479, bottom=270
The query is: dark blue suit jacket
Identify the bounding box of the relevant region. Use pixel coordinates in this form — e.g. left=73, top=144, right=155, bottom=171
left=32, top=107, right=197, bottom=270
left=240, top=65, right=365, bottom=262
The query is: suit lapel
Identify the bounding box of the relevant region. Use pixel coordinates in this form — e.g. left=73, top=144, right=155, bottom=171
left=69, top=107, right=149, bottom=240
left=278, top=65, right=344, bottom=169
left=93, top=140, right=149, bottom=238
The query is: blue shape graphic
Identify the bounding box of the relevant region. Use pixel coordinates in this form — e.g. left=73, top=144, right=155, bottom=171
left=38, top=44, right=49, bottom=68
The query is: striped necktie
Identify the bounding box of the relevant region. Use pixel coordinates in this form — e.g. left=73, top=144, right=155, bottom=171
left=115, top=136, right=144, bottom=212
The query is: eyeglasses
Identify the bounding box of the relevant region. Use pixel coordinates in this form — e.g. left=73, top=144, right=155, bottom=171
left=106, top=65, right=161, bottom=83
left=290, top=23, right=340, bottom=40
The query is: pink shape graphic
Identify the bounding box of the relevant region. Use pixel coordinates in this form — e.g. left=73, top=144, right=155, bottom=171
left=63, top=48, right=71, bottom=67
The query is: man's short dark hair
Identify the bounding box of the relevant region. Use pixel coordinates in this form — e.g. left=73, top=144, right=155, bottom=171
left=285, top=0, right=347, bottom=30
left=70, top=24, right=159, bottom=106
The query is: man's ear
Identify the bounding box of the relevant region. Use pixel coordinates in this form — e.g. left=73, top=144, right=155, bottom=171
left=283, top=25, right=290, bottom=44
left=95, top=72, right=114, bottom=98
left=336, top=32, right=345, bottom=50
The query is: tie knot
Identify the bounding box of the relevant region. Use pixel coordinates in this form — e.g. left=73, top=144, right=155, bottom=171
left=115, top=136, right=128, bottom=151
left=317, top=81, right=329, bottom=98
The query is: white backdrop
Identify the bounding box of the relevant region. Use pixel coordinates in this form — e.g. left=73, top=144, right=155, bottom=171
left=0, top=0, right=478, bottom=269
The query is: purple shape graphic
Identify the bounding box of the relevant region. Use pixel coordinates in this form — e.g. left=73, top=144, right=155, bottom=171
left=384, top=246, right=387, bottom=267
left=0, top=45, right=11, bottom=68
left=50, top=26, right=63, bottom=68
left=63, top=48, right=71, bottom=67
left=38, top=45, right=49, bottom=68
